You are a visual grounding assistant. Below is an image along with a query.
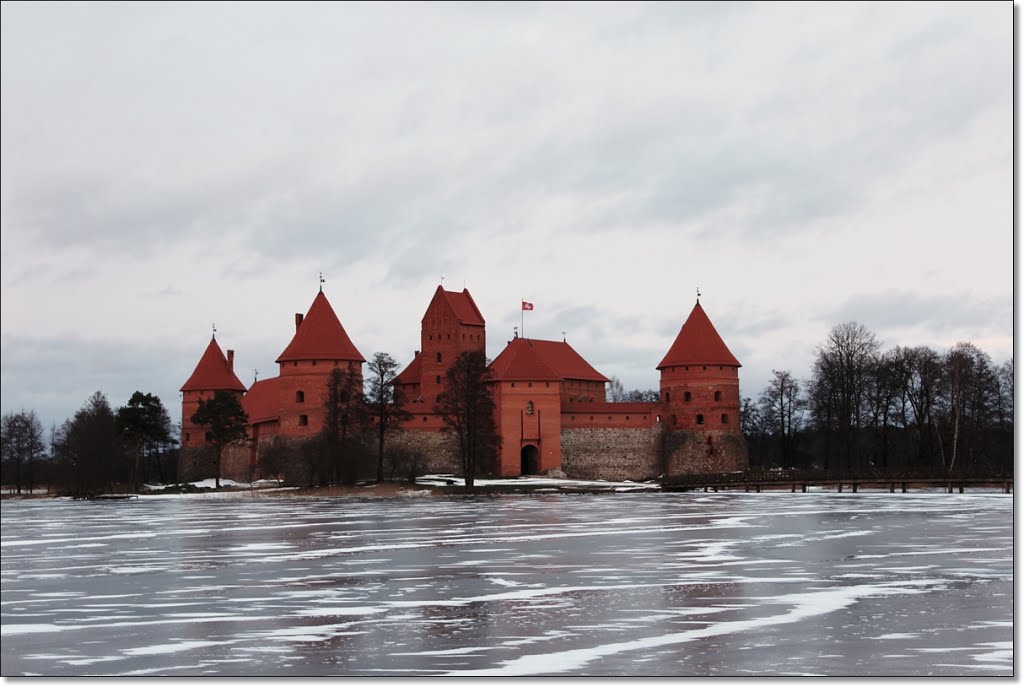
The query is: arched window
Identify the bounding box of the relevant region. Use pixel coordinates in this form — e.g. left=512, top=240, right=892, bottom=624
left=696, top=414, right=705, bottom=425
left=714, top=391, right=721, bottom=402
left=296, top=390, right=305, bottom=403
left=684, top=391, right=692, bottom=402
left=721, top=413, right=729, bottom=424
left=665, top=391, right=671, bottom=403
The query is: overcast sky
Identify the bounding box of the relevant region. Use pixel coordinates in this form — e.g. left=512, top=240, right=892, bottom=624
left=0, top=1, right=1013, bottom=433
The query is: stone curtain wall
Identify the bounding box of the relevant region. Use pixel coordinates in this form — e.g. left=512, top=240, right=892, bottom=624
left=560, top=427, right=663, bottom=481
left=383, top=430, right=461, bottom=477
left=663, top=430, right=749, bottom=475
left=180, top=427, right=749, bottom=485
left=179, top=443, right=253, bottom=484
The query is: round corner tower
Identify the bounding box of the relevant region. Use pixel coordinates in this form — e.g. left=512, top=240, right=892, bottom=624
left=657, top=299, right=747, bottom=474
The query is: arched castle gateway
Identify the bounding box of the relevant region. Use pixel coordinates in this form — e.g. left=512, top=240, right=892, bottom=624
left=178, top=286, right=748, bottom=483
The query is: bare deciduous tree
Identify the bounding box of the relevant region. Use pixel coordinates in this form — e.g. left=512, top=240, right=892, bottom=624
left=434, top=351, right=500, bottom=489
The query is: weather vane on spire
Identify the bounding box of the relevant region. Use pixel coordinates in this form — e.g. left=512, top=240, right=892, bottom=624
left=319, top=272, right=325, bottom=293
left=212, top=323, right=217, bottom=340
left=254, top=368, right=259, bottom=383
left=441, top=273, right=445, bottom=286
left=696, top=286, right=701, bottom=304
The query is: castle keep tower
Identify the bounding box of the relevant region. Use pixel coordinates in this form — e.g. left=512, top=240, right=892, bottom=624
left=657, top=299, right=748, bottom=474
left=393, top=286, right=486, bottom=414
left=275, top=289, right=365, bottom=437
left=180, top=336, right=247, bottom=448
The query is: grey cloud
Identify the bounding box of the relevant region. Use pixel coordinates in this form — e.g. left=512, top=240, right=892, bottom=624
left=1, top=334, right=191, bottom=432
left=829, top=290, right=1010, bottom=336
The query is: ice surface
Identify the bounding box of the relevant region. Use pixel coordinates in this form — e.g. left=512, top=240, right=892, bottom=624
left=1, top=491, right=1011, bottom=677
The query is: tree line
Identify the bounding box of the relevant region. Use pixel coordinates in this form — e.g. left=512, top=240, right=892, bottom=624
left=741, top=322, right=1013, bottom=477
left=1, top=391, right=178, bottom=495
left=2, top=348, right=502, bottom=495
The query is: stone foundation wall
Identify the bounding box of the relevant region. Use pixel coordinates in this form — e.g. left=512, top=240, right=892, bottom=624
left=386, top=430, right=461, bottom=477
left=560, top=427, right=663, bottom=481
left=663, top=430, right=748, bottom=476
left=178, top=442, right=251, bottom=484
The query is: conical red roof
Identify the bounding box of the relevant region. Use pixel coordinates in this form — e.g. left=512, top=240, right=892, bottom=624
left=276, top=291, right=365, bottom=364
left=657, top=302, right=741, bottom=369
left=180, top=338, right=247, bottom=392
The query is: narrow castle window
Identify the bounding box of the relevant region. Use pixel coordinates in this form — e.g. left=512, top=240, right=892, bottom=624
left=436, top=375, right=441, bottom=384
left=664, top=391, right=671, bottom=402
left=528, top=382, right=533, bottom=388
left=423, top=416, right=427, bottom=422
left=526, top=401, right=534, bottom=415
left=714, top=391, right=722, bottom=402
left=721, top=414, right=729, bottom=424
left=299, top=415, right=308, bottom=426
left=703, top=366, right=707, bottom=370
left=312, top=361, right=317, bottom=366
left=696, top=414, right=705, bottom=425
left=185, top=432, right=191, bottom=442
left=684, top=391, right=692, bottom=402
left=436, top=352, right=442, bottom=363
left=296, top=391, right=305, bottom=403
left=205, top=431, right=213, bottom=441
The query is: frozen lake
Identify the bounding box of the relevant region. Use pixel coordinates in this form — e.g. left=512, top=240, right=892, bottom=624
left=0, top=490, right=1012, bottom=676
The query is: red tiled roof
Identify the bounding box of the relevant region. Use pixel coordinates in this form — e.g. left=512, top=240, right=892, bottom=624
left=392, top=353, right=422, bottom=386
left=180, top=338, right=247, bottom=392
left=562, top=401, right=659, bottom=414
left=243, top=377, right=280, bottom=425
left=527, top=339, right=610, bottom=382
left=489, top=338, right=561, bottom=381
left=446, top=289, right=485, bottom=326
left=658, top=302, right=741, bottom=369
left=277, top=291, right=366, bottom=364
left=425, top=286, right=485, bottom=327
left=489, top=338, right=609, bottom=383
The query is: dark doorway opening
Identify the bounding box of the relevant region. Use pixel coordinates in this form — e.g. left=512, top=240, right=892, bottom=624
left=520, top=444, right=540, bottom=475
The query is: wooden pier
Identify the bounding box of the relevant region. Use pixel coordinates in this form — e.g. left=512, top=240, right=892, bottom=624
left=662, top=472, right=1013, bottom=494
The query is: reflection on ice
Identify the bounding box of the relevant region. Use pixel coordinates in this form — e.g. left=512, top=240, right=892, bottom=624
left=1, top=492, right=1012, bottom=676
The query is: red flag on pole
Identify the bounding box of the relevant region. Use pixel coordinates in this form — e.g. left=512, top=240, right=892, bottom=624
left=521, top=301, right=534, bottom=311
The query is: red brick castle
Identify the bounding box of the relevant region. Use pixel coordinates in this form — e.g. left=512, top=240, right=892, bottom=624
left=179, top=285, right=748, bottom=482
